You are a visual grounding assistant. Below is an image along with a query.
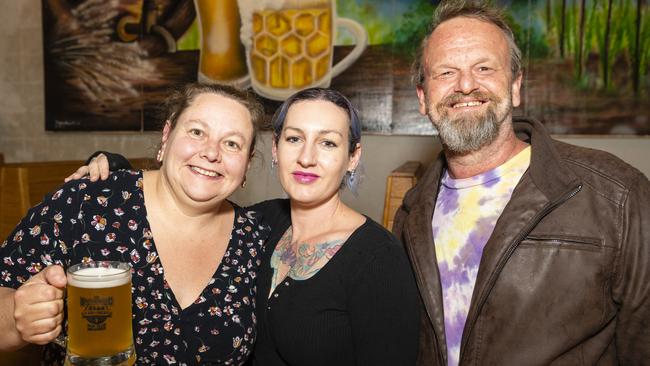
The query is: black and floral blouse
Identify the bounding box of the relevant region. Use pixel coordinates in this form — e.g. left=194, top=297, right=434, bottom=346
left=0, top=170, right=270, bottom=365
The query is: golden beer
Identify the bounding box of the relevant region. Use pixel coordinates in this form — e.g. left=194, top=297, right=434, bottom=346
left=250, top=5, right=332, bottom=89
left=195, top=0, right=248, bottom=82
left=240, top=0, right=366, bottom=100
left=65, top=262, right=135, bottom=365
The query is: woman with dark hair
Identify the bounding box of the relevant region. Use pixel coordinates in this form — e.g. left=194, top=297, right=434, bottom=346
left=249, top=88, right=419, bottom=366
left=66, top=87, right=420, bottom=365
left=0, top=83, right=270, bottom=365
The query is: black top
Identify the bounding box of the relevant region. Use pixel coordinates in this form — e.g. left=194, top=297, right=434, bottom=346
left=1, top=170, right=270, bottom=365
left=249, top=199, right=420, bottom=366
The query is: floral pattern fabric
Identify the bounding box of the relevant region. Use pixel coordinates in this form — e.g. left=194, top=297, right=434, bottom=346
left=0, top=170, right=270, bottom=365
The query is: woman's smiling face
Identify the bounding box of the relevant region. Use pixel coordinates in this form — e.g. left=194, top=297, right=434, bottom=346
left=273, top=99, right=360, bottom=207
left=160, top=92, right=254, bottom=205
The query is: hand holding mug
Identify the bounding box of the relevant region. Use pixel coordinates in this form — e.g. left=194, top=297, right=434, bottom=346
left=13, top=265, right=66, bottom=345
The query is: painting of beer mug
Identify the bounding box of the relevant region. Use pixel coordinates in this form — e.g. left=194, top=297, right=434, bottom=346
left=238, top=0, right=368, bottom=100
left=195, top=0, right=249, bottom=86
left=54, top=261, right=135, bottom=366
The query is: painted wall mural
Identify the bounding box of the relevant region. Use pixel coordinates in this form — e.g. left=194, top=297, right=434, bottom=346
left=43, top=0, right=649, bottom=134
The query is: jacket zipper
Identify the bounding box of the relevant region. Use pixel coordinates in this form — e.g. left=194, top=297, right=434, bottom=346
left=458, top=184, right=583, bottom=363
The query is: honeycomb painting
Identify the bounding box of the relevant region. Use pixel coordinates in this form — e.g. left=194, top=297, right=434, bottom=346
left=43, top=0, right=650, bottom=135
left=249, top=7, right=333, bottom=91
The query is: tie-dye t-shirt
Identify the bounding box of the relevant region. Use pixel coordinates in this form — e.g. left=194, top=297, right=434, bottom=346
left=432, top=146, right=531, bottom=366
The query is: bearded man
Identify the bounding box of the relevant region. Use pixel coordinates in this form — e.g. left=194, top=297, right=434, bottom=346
left=393, top=1, right=650, bottom=365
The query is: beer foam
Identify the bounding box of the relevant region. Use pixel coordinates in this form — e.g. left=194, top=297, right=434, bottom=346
left=238, top=0, right=285, bottom=49
left=67, top=267, right=130, bottom=288
left=237, top=0, right=333, bottom=63
left=237, top=0, right=332, bottom=48
left=273, top=0, right=329, bottom=8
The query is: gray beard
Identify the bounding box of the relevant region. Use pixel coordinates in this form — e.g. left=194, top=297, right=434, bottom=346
left=428, top=90, right=513, bottom=154
left=432, top=107, right=501, bottom=154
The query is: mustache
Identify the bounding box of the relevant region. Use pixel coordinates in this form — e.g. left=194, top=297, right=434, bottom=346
left=437, top=91, right=501, bottom=109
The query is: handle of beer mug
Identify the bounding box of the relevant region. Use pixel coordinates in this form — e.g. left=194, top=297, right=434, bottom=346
left=53, top=333, right=67, bottom=348
left=52, top=292, right=68, bottom=349
left=331, top=17, right=368, bottom=79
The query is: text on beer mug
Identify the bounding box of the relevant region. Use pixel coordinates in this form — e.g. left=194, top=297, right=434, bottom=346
left=56, top=261, right=136, bottom=366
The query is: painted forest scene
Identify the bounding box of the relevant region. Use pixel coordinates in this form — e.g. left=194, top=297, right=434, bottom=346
left=42, top=0, right=649, bottom=134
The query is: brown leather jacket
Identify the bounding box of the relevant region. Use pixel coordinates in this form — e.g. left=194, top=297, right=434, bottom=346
left=393, top=117, right=650, bottom=365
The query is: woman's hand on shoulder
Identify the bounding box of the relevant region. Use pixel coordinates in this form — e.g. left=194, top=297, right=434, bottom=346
left=64, top=153, right=111, bottom=183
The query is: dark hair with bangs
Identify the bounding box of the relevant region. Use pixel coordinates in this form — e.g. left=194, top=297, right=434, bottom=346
left=270, top=87, right=361, bottom=155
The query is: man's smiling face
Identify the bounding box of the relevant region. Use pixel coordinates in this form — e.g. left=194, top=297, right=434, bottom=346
left=417, top=16, right=522, bottom=154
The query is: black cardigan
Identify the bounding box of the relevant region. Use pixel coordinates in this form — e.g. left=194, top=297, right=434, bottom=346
left=249, top=199, right=420, bottom=366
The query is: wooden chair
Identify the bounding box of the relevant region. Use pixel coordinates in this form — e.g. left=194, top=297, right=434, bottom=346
left=382, top=161, right=422, bottom=230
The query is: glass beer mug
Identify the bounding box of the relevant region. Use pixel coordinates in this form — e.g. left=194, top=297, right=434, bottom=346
left=55, top=261, right=135, bottom=366
left=238, top=0, right=368, bottom=100
left=195, top=0, right=249, bottom=85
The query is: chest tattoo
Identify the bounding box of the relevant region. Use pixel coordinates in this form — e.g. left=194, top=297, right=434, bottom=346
left=269, top=226, right=344, bottom=293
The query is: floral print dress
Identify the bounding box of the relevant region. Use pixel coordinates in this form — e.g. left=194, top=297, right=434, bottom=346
left=0, top=170, right=270, bottom=365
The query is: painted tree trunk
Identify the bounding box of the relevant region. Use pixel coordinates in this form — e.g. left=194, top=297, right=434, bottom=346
left=604, top=0, right=614, bottom=89
left=634, top=0, right=643, bottom=94
left=560, top=0, right=567, bottom=58
left=577, top=0, right=587, bottom=79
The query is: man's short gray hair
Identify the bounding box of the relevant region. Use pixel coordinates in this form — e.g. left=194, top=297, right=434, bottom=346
left=412, top=0, right=523, bottom=86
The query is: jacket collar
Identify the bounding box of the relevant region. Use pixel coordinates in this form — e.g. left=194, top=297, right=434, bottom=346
left=513, top=116, right=581, bottom=199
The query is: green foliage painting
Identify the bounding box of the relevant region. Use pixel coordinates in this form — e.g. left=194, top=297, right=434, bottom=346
left=346, top=0, right=649, bottom=134
left=325, top=0, right=649, bottom=134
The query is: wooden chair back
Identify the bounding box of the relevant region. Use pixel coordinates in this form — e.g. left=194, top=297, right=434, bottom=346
left=382, top=161, right=422, bottom=230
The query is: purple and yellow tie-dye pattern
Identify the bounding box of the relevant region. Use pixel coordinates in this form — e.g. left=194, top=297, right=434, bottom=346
left=432, top=147, right=531, bottom=366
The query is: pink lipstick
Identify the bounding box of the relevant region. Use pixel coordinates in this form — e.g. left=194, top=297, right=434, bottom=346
left=292, top=171, right=319, bottom=184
